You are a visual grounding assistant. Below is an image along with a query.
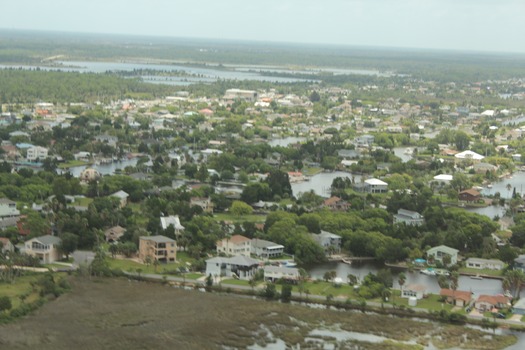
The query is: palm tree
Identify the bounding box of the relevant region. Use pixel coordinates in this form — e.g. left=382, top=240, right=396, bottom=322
left=502, top=270, right=525, bottom=299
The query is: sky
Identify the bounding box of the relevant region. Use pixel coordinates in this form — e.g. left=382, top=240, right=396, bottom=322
left=2, top=0, right=525, bottom=53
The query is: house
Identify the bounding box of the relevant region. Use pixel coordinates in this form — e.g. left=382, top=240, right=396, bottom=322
left=355, top=134, right=374, bottom=147
left=190, top=197, right=213, bottom=213
left=401, top=284, right=427, bottom=300
left=205, top=256, right=260, bottom=280
left=24, top=235, right=62, bottom=264
left=0, top=198, right=20, bottom=218
left=263, top=266, right=300, bottom=283
left=311, top=230, right=341, bottom=254
left=427, top=245, right=459, bottom=266
left=216, top=235, right=251, bottom=257
left=514, top=255, right=525, bottom=273
left=512, top=298, right=525, bottom=315
left=459, top=189, right=481, bottom=202
left=110, top=190, right=129, bottom=208
left=160, top=215, right=185, bottom=236
left=363, top=178, right=388, bottom=193
left=0, top=237, right=14, bottom=253
left=26, top=146, right=48, bottom=162
left=322, top=196, right=351, bottom=211
left=440, top=289, right=472, bottom=307
left=95, top=134, right=118, bottom=147
left=104, top=225, right=126, bottom=243
left=0, top=216, right=19, bottom=230
left=465, top=258, right=504, bottom=270
left=251, top=238, right=284, bottom=259
left=475, top=295, right=510, bottom=312
left=454, top=150, right=485, bottom=163
left=473, top=162, right=497, bottom=174
left=139, top=235, right=177, bottom=263
left=393, top=209, right=424, bottom=226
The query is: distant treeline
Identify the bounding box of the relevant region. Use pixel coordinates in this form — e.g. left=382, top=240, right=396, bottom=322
left=2, top=30, right=525, bottom=82
left=0, top=69, right=175, bottom=104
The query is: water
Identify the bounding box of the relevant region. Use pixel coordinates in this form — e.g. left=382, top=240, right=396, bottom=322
left=292, top=171, right=361, bottom=197
left=392, top=146, right=416, bottom=163
left=465, top=204, right=506, bottom=219
left=481, top=172, right=525, bottom=199
left=267, top=137, right=306, bottom=147
left=308, top=261, right=505, bottom=296
left=58, top=158, right=139, bottom=177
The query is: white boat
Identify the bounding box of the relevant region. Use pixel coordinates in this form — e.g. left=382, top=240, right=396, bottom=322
left=420, top=268, right=436, bottom=276
left=487, top=184, right=493, bottom=189
left=341, top=258, right=353, bottom=265
left=470, top=274, right=483, bottom=280
left=404, top=148, right=414, bottom=155
left=284, top=261, right=297, bottom=268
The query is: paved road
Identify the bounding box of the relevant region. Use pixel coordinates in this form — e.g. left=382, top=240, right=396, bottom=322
left=71, top=250, right=95, bottom=268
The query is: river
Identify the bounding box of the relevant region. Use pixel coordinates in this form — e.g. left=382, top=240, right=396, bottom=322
left=58, top=158, right=139, bottom=177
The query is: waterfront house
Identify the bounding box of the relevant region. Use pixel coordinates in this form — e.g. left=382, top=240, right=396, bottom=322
left=26, top=146, right=48, bottom=162
left=216, top=235, right=251, bottom=257
left=393, top=209, right=424, bottom=226
left=363, top=178, right=388, bottom=193
left=139, top=235, right=177, bottom=263
left=263, top=266, right=300, bottom=283
left=475, top=295, right=510, bottom=312
left=355, top=134, right=374, bottom=147
left=454, top=150, right=485, bottom=164
left=401, top=284, right=427, bottom=300
left=251, top=238, right=284, bottom=259
left=427, top=245, right=459, bottom=266
left=0, top=237, right=14, bottom=254
left=322, top=196, right=351, bottom=211
left=458, top=188, right=481, bottom=203
left=311, top=230, right=342, bottom=254
left=24, top=235, right=62, bottom=264
left=440, top=289, right=472, bottom=307
left=465, top=258, right=504, bottom=271
left=205, top=256, right=260, bottom=280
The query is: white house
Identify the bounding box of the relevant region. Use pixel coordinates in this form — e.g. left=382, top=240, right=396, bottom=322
left=110, top=190, right=129, bottom=208
left=263, top=266, right=300, bottom=283
left=465, top=258, right=504, bottom=271
left=427, top=245, right=459, bottom=266
left=401, top=284, right=427, bottom=300
left=26, top=146, right=48, bottom=162
left=393, top=209, right=424, bottom=226
left=0, top=198, right=20, bottom=218
left=216, top=235, right=251, bottom=257
left=251, top=239, right=284, bottom=259
left=160, top=215, right=185, bottom=236
left=311, top=230, right=342, bottom=253
left=205, top=256, right=260, bottom=280
left=454, top=150, right=485, bottom=163
left=364, top=178, right=388, bottom=193
left=24, top=235, right=62, bottom=264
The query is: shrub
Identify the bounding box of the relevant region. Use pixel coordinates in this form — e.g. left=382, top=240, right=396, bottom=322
left=0, top=296, right=12, bottom=312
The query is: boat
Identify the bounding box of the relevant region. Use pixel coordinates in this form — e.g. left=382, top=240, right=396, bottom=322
left=404, top=148, right=414, bottom=155
left=487, top=184, right=493, bottom=189
left=341, top=258, right=353, bottom=265
left=284, top=261, right=297, bottom=268
left=420, top=268, right=436, bottom=276
left=434, top=269, right=450, bottom=276
left=470, top=274, right=483, bottom=280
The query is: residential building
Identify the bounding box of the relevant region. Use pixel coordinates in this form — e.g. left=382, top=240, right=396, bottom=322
left=251, top=238, right=284, bottom=259
left=393, top=209, right=424, bottom=226
left=104, top=225, right=126, bottom=243
left=216, top=235, right=251, bottom=257
left=263, top=266, right=300, bottom=283
left=513, top=298, right=525, bottom=315
left=514, top=255, right=525, bottom=272
left=401, top=284, right=427, bottom=300
left=139, top=235, right=177, bottom=263
left=224, top=89, right=257, bottom=102
left=205, top=256, right=260, bottom=280
left=0, top=198, right=20, bottom=218
left=24, top=235, right=62, bottom=264
left=0, top=237, right=14, bottom=253
left=111, top=190, right=129, bottom=208
left=160, top=215, right=185, bottom=236
left=473, top=162, right=497, bottom=174
left=355, top=134, right=374, bottom=147
left=440, top=289, right=472, bottom=307
left=454, top=150, right=485, bottom=163
left=458, top=189, right=481, bottom=202
left=363, top=178, right=388, bottom=193
left=190, top=197, right=213, bottom=213
left=311, top=230, right=341, bottom=254
left=26, top=146, right=48, bottom=162
left=475, top=295, right=510, bottom=312
left=465, top=258, right=504, bottom=271
left=95, top=134, right=118, bottom=147
left=322, top=196, right=351, bottom=211
left=427, top=245, right=459, bottom=266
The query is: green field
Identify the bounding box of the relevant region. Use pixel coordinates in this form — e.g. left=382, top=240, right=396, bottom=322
left=0, top=274, right=44, bottom=309
left=214, top=213, right=266, bottom=223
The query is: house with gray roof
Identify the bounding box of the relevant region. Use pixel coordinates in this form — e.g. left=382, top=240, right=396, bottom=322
left=427, top=245, right=459, bottom=266
left=205, top=256, right=260, bottom=281
left=251, top=239, right=284, bottom=259
left=394, top=209, right=424, bottom=226
left=24, top=235, right=62, bottom=264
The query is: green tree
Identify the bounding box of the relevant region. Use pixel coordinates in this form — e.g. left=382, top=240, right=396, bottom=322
left=281, top=284, right=292, bottom=303
left=0, top=296, right=12, bottom=311
left=59, top=232, right=78, bottom=260
left=230, top=200, right=253, bottom=217
left=502, top=270, right=525, bottom=299
left=454, top=131, right=470, bottom=151
left=196, top=164, right=209, bottom=182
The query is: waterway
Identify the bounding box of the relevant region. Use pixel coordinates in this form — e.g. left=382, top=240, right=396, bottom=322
left=267, top=136, right=306, bottom=147
left=58, top=158, right=139, bottom=177
left=481, top=171, right=525, bottom=199
left=292, top=171, right=361, bottom=198
left=308, top=261, right=505, bottom=296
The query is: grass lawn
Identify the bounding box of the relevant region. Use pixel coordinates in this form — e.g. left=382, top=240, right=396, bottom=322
left=58, top=160, right=90, bottom=169
left=395, top=294, right=455, bottom=312
left=0, top=274, right=42, bottom=309
left=222, top=279, right=250, bottom=286
left=74, top=197, right=93, bottom=207
left=214, top=213, right=266, bottom=223
left=303, top=167, right=323, bottom=176
left=295, top=281, right=357, bottom=299
left=185, top=273, right=203, bottom=280
left=459, top=267, right=504, bottom=277
left=108, top=252, right=197, bottom=275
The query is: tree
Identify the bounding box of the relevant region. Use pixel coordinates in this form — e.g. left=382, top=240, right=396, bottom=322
left=502, top=270, right=525, bottom=299
left=265, top=169, right=292, bottom=198
left=230, top=200, right=253, bottom=217
left=196, top=164, right=208, bottom=182
left=309, top=90, right=321, bottom=102
left=0, top=296, right=12, bottom=312
left=398, top=272, right=406, bottom=291
left=499, top=245, right=518, bottom=267
left=281, top=284, right=292, bottom=303
left=455, top=131, right=470, bottom=151
left=263, top=283, right=278, bottom=300
left=59, top=232, right=78, bottom=260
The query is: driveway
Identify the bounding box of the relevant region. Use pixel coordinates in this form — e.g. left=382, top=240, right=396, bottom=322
left=72, top=250, right=95, bottom=267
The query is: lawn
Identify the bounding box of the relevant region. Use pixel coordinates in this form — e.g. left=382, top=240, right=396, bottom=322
left=302, top=167, right=323, bottom=176
left=0, top=274, right=42, bottom=309
left=108, top=252, right=197, bottom=275
left=222, top=279, right=250, bottom=286
left=73, top=197, right=93, bottom=207
left=295, top=281, right=357, bottom=299
left=395, top=294, right=455, bottom=312
left=57, top=160, right=90, bottom=169
left=459, top=267, right=505, bottom=277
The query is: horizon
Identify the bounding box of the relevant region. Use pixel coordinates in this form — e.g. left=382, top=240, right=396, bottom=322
left=2, top=0, right=525, bottom=54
